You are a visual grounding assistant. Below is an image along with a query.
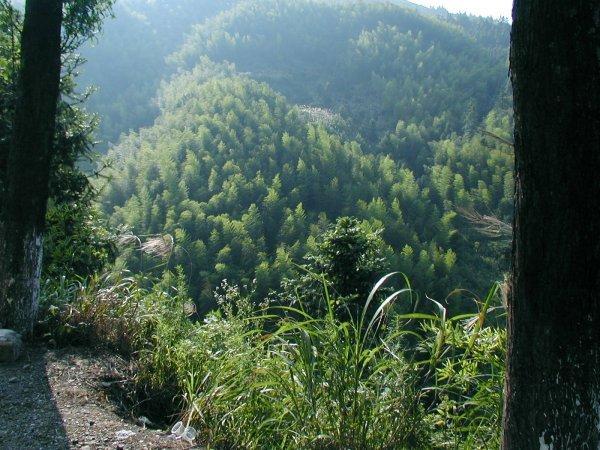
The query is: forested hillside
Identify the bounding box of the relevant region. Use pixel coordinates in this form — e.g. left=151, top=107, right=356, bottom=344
left=173, top=0, right=509, bottom=144
left=100, top=0, right=513, bottom=309
left=77, top=0, right=237, bottom=145
left=10, top=0, right=510, bottom=150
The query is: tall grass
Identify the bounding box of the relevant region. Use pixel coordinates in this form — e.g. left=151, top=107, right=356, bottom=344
left=131, top=273, right=429, bottom=448
left=41, top=269, right=506, bottom=449
left=256, top=272, right=427, bottom=449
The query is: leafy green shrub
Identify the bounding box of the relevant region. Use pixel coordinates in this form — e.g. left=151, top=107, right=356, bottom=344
left=283, top=217, right=392, bottom=320
left=395, top=284, right=506, bottom=448
left=43, top=201, right=116, bottom=284
left=427, top=325, right=505, bottom=449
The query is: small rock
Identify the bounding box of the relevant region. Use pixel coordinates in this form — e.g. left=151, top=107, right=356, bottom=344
left=115, top=429, right=136, bottom=440
left=137, top=416, right=153, bottom=428
left=81, top=446, right=91, bottom=450
left=0, top=329, right=22, bottom=363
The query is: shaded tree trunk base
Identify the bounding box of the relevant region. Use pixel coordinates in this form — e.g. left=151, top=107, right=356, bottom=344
left=2, top=230, right=44, bottom=336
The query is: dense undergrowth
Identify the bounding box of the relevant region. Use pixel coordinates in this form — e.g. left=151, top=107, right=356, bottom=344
left=39, top=262, right=505, bottom=449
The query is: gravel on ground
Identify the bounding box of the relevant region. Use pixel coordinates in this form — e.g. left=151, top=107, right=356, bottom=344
left=0, top=345, right=197, bottom=450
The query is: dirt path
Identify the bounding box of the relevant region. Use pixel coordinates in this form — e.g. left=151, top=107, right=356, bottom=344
left=0, top=345, right=195, bottom=450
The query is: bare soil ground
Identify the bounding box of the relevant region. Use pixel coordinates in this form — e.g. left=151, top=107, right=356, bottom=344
left=0, top=345, right=195, bottom=450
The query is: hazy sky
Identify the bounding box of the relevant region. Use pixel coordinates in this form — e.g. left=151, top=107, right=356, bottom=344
left=412, top=0, right=513, bottom=19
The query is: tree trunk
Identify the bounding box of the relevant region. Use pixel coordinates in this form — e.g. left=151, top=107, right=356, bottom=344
left=503, top=1, right=600, bottom=448
left=0, top=0, right=63, bottom=336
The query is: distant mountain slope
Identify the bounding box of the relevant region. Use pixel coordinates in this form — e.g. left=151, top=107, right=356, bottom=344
left=172, top=0, right=509, bottom=145
left=384, top=0, right=439, bottom=16
left=77, top=0, right=238, bottom=145
left=72, top=0, right=508, bottom=149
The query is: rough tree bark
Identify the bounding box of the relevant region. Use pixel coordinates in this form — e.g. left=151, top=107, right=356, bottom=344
left=503, top=0, right=600, bottom=448
left=0, top=0, right=63, bottom=336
